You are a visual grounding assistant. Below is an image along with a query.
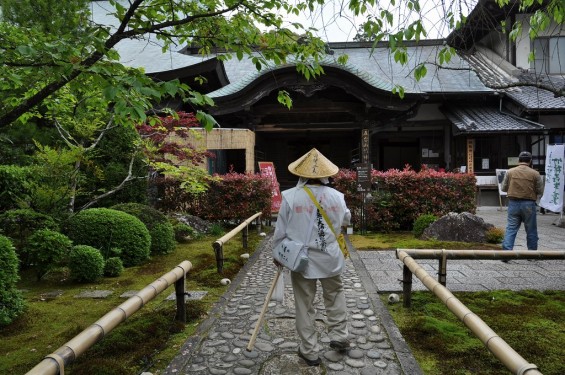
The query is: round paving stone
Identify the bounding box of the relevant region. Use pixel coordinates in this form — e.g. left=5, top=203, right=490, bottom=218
left=209, top=368, right=227, bottom=375
left=345, top=358, right=366, bottom=368
left=347, top=349, right=364, bottom=359
left=374, top=360, right=388, bottom=368
left=328, top=363, right=345, bottom=371
left=324, top=351, right=344, bottom=362
left=367, top=350, right=382, bottom=359
left=238, top=359, right=255, bottom=367
left=243, top=350, right=259, bottom=359
left=351, top=321, right=366, bottom=328
left=233, top=368, right=253, bottom=375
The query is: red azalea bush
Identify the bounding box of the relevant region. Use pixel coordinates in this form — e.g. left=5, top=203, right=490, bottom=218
left=157, top=171, right=273, bottom=222
left=333, top=166, right=476, bottom=231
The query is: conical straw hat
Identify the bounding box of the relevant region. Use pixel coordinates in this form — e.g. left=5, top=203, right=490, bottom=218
left=288, top=148, right=339, bottom=178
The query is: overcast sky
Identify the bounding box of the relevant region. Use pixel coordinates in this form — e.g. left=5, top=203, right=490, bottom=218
left=276, top=0, right=476, bottom=42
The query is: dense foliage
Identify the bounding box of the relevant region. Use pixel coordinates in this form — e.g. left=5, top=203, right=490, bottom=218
left=333, top=167, right=476, bottom=231
left=157, top=171, right=273, bottom=221
left=0, top=209, right=59, bottom=267
left=0, top=235, right=25, bottom=326
left=111, top=203, right=176, bottom=255
left=0, top=165, right=34, bottom=211
left=65, top=208, right=151, bottom=267
left=25, top=229, right=73, bottom=280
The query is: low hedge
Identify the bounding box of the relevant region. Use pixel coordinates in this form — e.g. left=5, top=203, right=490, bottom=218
left=333, top=167, right=476, bottom=231
left=156, top=171, right=272, bottom=221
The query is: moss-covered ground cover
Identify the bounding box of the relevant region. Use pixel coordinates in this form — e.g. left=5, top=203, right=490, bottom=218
left=0, top=228, right=264, bottom=374
left=384, top=290, right=565, bottom=375
left=350, top=231, right=565, bottom=375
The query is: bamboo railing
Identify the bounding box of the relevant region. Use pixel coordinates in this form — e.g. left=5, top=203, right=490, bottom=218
left=396, top=250, right=553, bottom=375
left=212, top=212, right=262, bottom=273
left=26, top=261, right=192, bottom=375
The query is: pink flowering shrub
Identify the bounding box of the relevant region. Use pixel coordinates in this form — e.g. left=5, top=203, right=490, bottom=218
left=157, top=171, right=273, bottom=221
left=333, top=166, right=476, bottom=231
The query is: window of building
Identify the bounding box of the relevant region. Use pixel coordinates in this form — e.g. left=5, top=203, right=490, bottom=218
left=531, top=36, right=565, bottom=74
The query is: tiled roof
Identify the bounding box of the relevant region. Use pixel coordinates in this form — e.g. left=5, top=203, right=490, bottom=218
left=209, top=44, right=492, bottom=98
left=459, top=51, right=565, bottom=111
left=91, top=1, right=208, bottom=74
left=443, top=106, right=545, bottom=134
left=506, top=73, right=565, bottom=110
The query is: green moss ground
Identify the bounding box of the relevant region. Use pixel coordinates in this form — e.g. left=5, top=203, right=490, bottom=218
left=0, top=228, right=265, bottom=374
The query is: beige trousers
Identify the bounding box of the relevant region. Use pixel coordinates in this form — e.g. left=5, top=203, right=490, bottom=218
left=290, top=271, right=348, bottom=360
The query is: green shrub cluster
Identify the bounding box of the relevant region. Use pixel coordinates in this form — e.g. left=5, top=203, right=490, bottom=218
left=0, top=165, right=34, bottom=211
left=333, top=167, right=476, bottom=231
left=69, top=245, right=105, bottom=283
left=104, top=257, right=124, bottom=277
left=25, top=229, right=73, bottom=280
left=155, top=171, right=272, bottom=221
left=172, top=222, right=198, bottom=242
left=0, top=235, right=26, bottom=326
left=0, top=209, right=59, bottom=267
left=111, top=203, right=176, bottom=255
left=412, top=214, right=439, bottom=237
left=65, top=208, right=151, bottom=267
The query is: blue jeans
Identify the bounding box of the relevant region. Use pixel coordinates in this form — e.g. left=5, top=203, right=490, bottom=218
left=502, top=199, right=538, bottom=250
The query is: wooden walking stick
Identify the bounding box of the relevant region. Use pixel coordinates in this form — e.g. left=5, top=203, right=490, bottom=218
left=246, top=266, right=282, bottom=351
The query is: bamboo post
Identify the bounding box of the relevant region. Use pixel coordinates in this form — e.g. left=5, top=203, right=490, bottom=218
left=213, top=212, right=262, bottom=273
left=438, top=250, right=447, bottom=286
left=175, top=276, right=187, bottom=323
left=402, top=264, right=412, bottom=308
left=243, top=224, right=249, bottom=248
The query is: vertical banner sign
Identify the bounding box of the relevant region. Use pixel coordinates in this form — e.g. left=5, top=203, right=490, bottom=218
left=466, top=138, right=474, bottom=174
left=540, top=145, right=565, bottom=213
left=361, top=129, right=370, bottom=163
left=258, top=162, right=282, bottom=213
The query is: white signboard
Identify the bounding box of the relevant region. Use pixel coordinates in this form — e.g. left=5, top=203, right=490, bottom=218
left=540, top=145, right=565, bottom=213
left=495, top=169, right=508, bottom=196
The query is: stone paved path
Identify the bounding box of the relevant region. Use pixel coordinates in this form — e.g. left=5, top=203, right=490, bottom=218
left=165, top=236, right=420, bottom=375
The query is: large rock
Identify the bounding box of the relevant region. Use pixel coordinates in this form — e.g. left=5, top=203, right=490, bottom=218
left=171, top=213, right=213, bottom=234
left=421, top=212, right=495, bottom=243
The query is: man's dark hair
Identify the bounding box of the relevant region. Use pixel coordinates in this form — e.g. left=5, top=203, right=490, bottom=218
left=519, top=151, right=532, bottom=163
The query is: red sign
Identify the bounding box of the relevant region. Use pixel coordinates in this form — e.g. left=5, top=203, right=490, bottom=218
left=258, top=162, right=282, bottom=212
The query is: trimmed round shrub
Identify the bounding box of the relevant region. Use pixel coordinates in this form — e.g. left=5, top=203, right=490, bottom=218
left=104, top=257, right=124, bottom=277
left=25, top=229, right=73, bottom=280
left=0, top=235, right=26, bottom=326
left=69, top=245, right=105, bottom=283
left=0, top=209, right=59, bottom=267
left=172, top=222, right=198, bottom=243
left=412, top=214, right=438, bottom=237
left=65, top=208, right=150, bottom=267
left=111, top=203, right=176, bottom=255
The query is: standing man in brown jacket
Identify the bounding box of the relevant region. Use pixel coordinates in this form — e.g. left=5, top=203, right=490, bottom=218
left=501, top=151, right=544, bottom=251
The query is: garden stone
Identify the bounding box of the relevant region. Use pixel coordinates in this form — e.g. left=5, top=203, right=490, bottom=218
left=422, top=212, right=495, bottom=243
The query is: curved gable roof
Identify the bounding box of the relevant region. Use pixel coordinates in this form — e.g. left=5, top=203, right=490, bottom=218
left=209, top=43, right=492, bottom=102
